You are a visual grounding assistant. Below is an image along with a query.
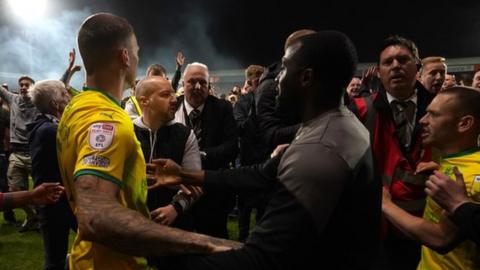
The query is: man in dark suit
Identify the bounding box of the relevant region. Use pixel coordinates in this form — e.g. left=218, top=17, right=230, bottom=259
left=174, top=62, right=238, bottom=238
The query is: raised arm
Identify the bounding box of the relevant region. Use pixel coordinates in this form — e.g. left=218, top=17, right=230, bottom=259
left=0, top=86, right=14, bottom=105
left=75, top=174, right=241, bottom=257
left=148, top=153, right=281, bottom=194
left=60, top=48, right=82, bottom=90
left=171, top=51, right=185, bottom=90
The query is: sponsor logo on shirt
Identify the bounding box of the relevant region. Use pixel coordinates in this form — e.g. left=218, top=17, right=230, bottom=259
left=474, top=175, right=480, bottom=184
left=82, top=155, right=110, bottom=168
left=89, top=123, right=115, bottom=150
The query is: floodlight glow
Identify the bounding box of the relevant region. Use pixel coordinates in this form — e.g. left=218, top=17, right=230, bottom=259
left=7, top=0, right=48, bottom=23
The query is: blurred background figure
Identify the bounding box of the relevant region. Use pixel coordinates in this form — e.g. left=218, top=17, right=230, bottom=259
left=471, top=70, right=480, bottom=90
left=442, top=73, right=457, bottom=90
left=419, top=56, right=446, bottom=95
left=346, top=76, right=362, bottom=99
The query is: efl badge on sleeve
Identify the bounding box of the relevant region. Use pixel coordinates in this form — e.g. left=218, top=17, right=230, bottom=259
left=89, top=123, right=115, bottom=150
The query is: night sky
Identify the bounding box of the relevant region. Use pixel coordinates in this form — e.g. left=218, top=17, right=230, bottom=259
left=0, top=0, right=479, bottom=85
left=63, top=0, right=480, bottom=69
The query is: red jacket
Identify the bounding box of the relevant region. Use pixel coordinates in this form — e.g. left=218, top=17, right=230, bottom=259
left=349, top=83, right=434, bottom=235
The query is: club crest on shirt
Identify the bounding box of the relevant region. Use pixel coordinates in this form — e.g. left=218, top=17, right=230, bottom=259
left=89, top=123, right=115, bottom=150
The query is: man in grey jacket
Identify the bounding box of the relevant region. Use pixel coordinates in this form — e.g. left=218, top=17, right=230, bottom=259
left=0, top=75, right=40, bottom=231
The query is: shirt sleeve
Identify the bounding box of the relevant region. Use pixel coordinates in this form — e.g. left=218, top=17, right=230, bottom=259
left=73, top=119, right=133, bottom=188
left=0, top=86, right=14, bottom=105
left=181, top=130, right=201, bottom=170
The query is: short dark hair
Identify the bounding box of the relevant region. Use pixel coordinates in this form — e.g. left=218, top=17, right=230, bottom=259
left=440, top=86, right=480, bottom=123
left=18, top=75, right=34, bottom=85
left=295, top=31, right=358, bottom=106
left=146, top=64, right=167, bottom=77
left=379, top=35, right=420, bottom=67
left=77, top=13, right=134, bottom=75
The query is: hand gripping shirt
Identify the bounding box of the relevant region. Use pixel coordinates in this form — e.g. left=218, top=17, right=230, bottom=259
left=418, top=148, right=480, bottom=270
left=57, top=87, right=150, bottom=270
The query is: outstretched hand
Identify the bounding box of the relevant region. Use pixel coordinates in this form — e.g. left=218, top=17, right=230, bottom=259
left=362, top=66, right=378, bottom=83
left=271, top=144, right=289, bottom=158
left=68, top=48, right=82, bottom=74
left=68, top=48, right=76, bottom=69
left=31, top=182, right=64, bottom=205
left=176, top=51, right=185, bottom=68
left=425, top=166, right=471, bottom=214
left=146, top=158, right=183, bottom=190
left=415, top=161, right=440, bottom=176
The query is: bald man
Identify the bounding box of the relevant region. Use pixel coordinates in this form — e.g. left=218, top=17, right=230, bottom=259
left=133, top=76, right=202, bottom=236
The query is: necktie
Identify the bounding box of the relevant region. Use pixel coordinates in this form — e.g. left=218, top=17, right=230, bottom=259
left=391, top=100, right=415, bottom=149
left=188, top=109, right=202, bottom=144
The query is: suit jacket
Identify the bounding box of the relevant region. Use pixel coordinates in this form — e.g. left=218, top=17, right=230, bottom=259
left=176, top=95, right=238, bottom=170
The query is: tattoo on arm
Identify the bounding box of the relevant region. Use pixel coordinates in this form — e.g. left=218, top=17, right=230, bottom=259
left=75, top=175, right=242, bottom=257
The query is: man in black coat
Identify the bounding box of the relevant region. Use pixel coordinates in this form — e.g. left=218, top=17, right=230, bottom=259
left=254, top=30, right=316, bottom=153
left=174, top=62, right=238, bottom=238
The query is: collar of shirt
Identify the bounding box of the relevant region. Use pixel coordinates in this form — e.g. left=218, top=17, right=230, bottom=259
left=133, top=116, right=175, bottom=130
left=183, top=100, right=204, bottom=115
left=386, top=89, right=418, bottom=106
left=44, top=113, right=59, bottom=124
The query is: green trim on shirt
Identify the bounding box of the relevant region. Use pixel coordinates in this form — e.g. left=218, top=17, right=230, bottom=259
left=74, top=169, right=125, bottom=189
left=442, top=147, right=480, bottom=160
left=83, top=87, right=122, bottom=108
left=68, top=86, right=81, bottom=97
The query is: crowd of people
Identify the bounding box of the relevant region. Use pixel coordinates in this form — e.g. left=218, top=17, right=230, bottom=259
left=0, top=12, right=479, bottom=270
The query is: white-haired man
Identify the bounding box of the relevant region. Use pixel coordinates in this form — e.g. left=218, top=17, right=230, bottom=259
left=175, top=62, right=238, bottom=238
left=27, top=79, right=77, bottom=270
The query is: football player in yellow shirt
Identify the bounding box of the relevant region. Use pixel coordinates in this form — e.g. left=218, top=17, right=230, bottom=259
left=57, top=12, right=241, bottom=270
left=381, top=86, right=480, bottom=270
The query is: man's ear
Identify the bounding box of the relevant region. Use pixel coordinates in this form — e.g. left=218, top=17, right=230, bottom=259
left=458, top=115, right=474, bottom=133
left=300, top=68, right=313, bottom=88
left=121, top=48, right=130, bottom=67
left=138, top=95, right=149, bottom=107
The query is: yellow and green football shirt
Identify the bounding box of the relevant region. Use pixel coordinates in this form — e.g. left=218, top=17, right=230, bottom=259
left=57, top=87, right=150, bottom=270
left=417, top=147, right=480, bottom=270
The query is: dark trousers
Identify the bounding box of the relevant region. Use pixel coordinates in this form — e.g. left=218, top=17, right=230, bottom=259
left=37, top=196, right=77, bottom=270
left=0, top=154, right=15, bottom=221
left=237, top=194, right=267, bottom=242
left=192, top=191, right=235, bottom=239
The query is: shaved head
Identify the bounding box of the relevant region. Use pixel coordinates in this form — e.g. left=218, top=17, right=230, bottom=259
left=135, top=76, right=177, bottom=128
left=284, top=29, right=316, bottom=51
left=135, top=76, right=172, bottom=100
